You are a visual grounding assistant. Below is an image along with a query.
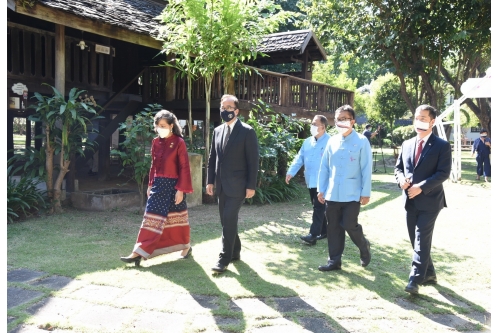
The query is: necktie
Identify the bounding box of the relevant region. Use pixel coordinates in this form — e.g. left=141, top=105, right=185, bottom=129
left=223, top=125, right=231, bottom=151
left=415, top=139, right=424, bottom=164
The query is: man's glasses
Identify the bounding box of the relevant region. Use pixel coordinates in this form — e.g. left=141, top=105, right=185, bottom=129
left=220, top=106, right=236, bottom=112
left=335, top=118, right=353, bottom=122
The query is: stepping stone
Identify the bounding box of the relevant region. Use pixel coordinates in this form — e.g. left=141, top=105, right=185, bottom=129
left=8, top=316, right=17, bottom=324
left=115, top=289, right=176, bottom=310
left=230, top=298, right=278, bottom=316
left=7, top=269, right=45, bottom=283
left=173, top=294, right=216, bottom=313
left=299, top=317, right=335, bottom=333
left=7, top=287, right=44, bottom=309
left=133, top=311, right=186, bottom=333
left=9, top=324, right=65, bottom=332
left=29, top=276, right=73, bottom=290
left=192, top=294, right=219, bottom=310
left=272, top=297, right=317, bottom=313
left=214, top=316, right=241, bottom=326
left=68, top=284, right=123, bottom=303
left=69, top=303, right=134, bottom=331
left=26, top=297, right=87, bottom=319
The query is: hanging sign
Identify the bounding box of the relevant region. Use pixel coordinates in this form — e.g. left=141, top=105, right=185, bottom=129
left=11, top=82, right=28, bottom=95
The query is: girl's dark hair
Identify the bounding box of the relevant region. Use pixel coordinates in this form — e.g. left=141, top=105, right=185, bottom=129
left=154, top=110, right=183, bottom=137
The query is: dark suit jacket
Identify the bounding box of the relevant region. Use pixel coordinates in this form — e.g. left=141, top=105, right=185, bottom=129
left=207, top=119, right=259, bottom=197
left=395, top=133, right=452, bottom=211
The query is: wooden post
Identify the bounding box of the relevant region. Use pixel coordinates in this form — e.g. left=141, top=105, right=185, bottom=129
left=280, top=76, right=289, bottom=107
left=54, top=24, right=65, bottom=95
left=7, top=113, right=14, bottom=161
left=166, top=54, right=176, bottom=101
left=318, top=86, right=326, bottom=112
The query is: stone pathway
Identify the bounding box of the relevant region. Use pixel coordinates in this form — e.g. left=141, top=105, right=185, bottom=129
left=7, top=266, right=491, bottom=333
left=7, top=267, right=337, bottom=333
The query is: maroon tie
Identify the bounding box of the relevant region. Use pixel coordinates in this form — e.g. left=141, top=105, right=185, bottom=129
left=415, top=139, right=424, bottom=164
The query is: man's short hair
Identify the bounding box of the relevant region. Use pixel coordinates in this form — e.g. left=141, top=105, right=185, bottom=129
left=480, top=128, right=488, bottom=134
left=313, top=115, right=328, bottom=128
left=365, top=124, right=372, bottom=130
left=335, top=105, right=355, bottom=120
left=416, top=104, right=437, bottom=119
left=221, top=94, right=239, bottom=109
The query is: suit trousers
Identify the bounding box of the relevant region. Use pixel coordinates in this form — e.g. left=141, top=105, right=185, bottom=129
left=217, top=189, right=245, bottom=266
left=308, top=188, right=327, bottom=237
left=405, top=199, right=440, bottom=283
left=476, top=154, right=491, bottom=177
left=325, top=201, right=369, bottom=263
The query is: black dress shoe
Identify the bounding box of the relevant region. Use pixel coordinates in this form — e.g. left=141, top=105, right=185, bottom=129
left=421, top=274, right=437, bottom=285
left=316, top=234, right=327, bottom=240
left=318, top=261, right=342, bottom=271
left=120, top=255, right=142, bottom=267
left=180, top=246, right=192, bottom=259
left=211, top=263, right=227, bottom=273
left=405, top=281, right=419, bottom=294
left=360, top=240, right=371, bottom=267
left=300, top=234, right=317, bottom=245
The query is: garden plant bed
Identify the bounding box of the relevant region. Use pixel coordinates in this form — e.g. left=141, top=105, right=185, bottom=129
left=71, top=188, right=141, bottom=211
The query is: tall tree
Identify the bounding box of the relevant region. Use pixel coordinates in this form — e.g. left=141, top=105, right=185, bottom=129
left=158, top=0, right=291, bottom=162
left=300, top=0, right=491, bottom=130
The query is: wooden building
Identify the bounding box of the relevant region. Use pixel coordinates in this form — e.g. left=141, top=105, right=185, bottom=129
left=7, top=0, right=354, bottom=185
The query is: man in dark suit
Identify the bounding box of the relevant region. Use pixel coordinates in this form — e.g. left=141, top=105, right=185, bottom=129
left=206, top=94, right=259, bottom=273
left=395, top=104, right=452, bottom=294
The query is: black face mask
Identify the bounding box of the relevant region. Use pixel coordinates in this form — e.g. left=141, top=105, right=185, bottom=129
left=221, top=110, right=236, bottom=122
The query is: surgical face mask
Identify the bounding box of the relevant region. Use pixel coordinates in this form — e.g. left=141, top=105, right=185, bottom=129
left=157, top=127, right=170, bottom=138
left=414, top=119, right=431, bottom=131
left=220, top=110, right=236, bottom=123
left=335, top=120, right=351, bottom=134
left=310, top=125, right=319, bottom=137
left=480, top=134, right=487, bottom=137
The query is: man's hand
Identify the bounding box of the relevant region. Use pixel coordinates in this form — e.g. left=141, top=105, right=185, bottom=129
left=399, top=179, right=411, bottom=190
left=147, top=186, right=152, bottom=198
left=407, top=185, right=422, bottom=199
left=246, top=189, right=255, bottom=199
left=317, top=192, right=325, bottom=204
left=206, top=184, right=214, bottom=196
left=175, top=190, right=183, bottom=205
left=360, top=196, right=370, bottom=205
left=285, top=174, right=292, bottom=184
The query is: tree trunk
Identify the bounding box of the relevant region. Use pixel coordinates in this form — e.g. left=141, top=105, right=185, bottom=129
left=224, top=70, right=235, bottom=95
left=204, top=75, right=214, bottom=166
left=53, top=155, right=70, bottom=213
left=188, top=75, right=193, bottom=144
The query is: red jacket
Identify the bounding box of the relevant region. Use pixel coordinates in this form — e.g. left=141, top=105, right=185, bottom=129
left=148, top=135, right=193, bottom=193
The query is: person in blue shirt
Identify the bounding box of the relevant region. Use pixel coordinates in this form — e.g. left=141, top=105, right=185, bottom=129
left=471, top=129, right=491, bottom=182
left=286, top=115, right=331, bottom=245
left=317, top=105, right=372, bottom=271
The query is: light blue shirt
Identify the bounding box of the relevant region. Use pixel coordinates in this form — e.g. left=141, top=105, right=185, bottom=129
left=318, top=130, right=372, bottom=202
left=287, top=133, right=331, bottom=188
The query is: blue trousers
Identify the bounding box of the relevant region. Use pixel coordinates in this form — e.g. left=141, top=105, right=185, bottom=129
left=308, top=188, right=327, bottom=237
left=476, top=154, right=491, bottom=177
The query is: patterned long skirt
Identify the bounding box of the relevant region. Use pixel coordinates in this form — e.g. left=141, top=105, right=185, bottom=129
left=133, top=177, right=190, bottom=259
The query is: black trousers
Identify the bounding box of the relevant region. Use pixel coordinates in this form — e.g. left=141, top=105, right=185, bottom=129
left=308, top=188, right=327, bottom=236
left=325, top=201, right=369, bottom=263
left=405, top=199, right=440, bottom=283
left=217, top=189, right=245, bottom=266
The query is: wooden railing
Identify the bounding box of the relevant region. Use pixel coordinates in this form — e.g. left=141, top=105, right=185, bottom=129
left=172, top=66, right=354, bottom=113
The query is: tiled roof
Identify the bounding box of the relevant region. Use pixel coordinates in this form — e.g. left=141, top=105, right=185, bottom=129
left=257, top=30, right=311, bottom=53
left=39, top=0, right=164, bottom=36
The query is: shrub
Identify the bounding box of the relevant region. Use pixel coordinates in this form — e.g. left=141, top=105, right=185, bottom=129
left=7, top=165, right=49, bottom=223
left=245, top=99, right=305, bottom=204
left=391, top=125, right=414, bottom=145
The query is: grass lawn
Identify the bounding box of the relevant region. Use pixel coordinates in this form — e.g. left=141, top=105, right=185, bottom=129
left=7, top=151, right=491, bottom=332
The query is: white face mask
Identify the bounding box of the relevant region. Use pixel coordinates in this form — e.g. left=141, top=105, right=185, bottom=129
left=414, top=119, right=430, bottom=131
left=335, top=120, right=351, bottom=134
left=310, top=125, right=319, bottom=137
left=480, top=134, right=487, bottom=137
left=157, top=127, right=170, bottom=138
